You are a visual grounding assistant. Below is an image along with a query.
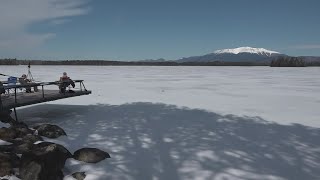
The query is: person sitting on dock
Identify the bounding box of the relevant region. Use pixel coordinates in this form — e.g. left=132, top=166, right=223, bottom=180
left=59, top=72, right=75, bottom=93
left=19, top=74, right=32, bottom=93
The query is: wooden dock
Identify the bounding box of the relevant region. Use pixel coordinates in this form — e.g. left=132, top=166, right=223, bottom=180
left=0, top=80, right=91, bottom=110
left=0, top=90, right=91, bottom=110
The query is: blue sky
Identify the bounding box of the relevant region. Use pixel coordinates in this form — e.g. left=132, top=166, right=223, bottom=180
left=0, top=0, right=320, bottom=60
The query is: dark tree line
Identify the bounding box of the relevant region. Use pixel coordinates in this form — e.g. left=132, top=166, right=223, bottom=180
left=0, top=58, right=318, bottom=66
left=0, top=59, right=269, bottom=66
left=0, top=58, right=17, bottom=65
left=306, top=61, right=320, bottom=66
left=270, top=57, right=305, bottom=67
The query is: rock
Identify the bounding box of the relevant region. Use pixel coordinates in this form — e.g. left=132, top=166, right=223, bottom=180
left=0, top=123, right=34, bottom=143
left=2, top=133, right=42, bottom=154
left=72, top=172, right=86, bottom=180
left=2, top=139, right=31, bottom=154
left=1, top=152, right=20, bottom=168
left=0, top=144, right=13, bottom=153
left=35, top=142, right=72, bottom=159
left=73, top=148, right=110, bottom=163
left=0, top=127, right=17, bottom=141
left=0, top=110, right=15, bottom=124
left=33, top=124, right=67, bottom=138
left=0, top=162, right=12, bottom=177
left=22, top=134, right=43, bottom=144
left=19, top=161, right=64, bottom=180
left=20, top=142, right=71, bottom=180
left=10, top=123, right=33, bottom=138
left=19, top=160, right=43, bottom=180
left=8, top=134, right=43, bottom=145
left=0, top=152, right=20, bottom=177
left=14, top=142, right=35, bottom=154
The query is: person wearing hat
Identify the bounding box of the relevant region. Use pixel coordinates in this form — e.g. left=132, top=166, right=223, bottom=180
left=60, top=72, right=69, bottom=81
left=59, top=72, right=75, bottom=93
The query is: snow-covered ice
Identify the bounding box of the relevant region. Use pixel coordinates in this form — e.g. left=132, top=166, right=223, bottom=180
left=1, top=65, right=320, bottom=180
left=3, top=65, right=317, bottom=127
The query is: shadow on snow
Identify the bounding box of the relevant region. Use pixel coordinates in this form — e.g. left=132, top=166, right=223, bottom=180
left=17, top=103, right=320, bottom=180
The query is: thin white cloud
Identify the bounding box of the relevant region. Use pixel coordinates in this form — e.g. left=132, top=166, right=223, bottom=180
left=0, top=0, right=90, bottom=56
left=290, top=45, right=320, bottom=50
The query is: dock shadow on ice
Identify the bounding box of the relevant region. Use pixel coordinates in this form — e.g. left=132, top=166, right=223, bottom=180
left=18, top=103, right=320, bottom=180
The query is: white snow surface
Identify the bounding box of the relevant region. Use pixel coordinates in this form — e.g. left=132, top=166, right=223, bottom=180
left=1, top=65, right=320, bottom=180
left=0, top=176, right=20, bottom=180
left=0, top=139, right=12, bottom=145
left=214, top=47, right=280, bottom=56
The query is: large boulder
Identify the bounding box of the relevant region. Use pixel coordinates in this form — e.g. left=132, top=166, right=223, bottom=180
left=0, top=152, right=20, bottom=177
left=19, top=142, right=72, bottom=180
left=73, top=148, right=110, bottom=163
left=33, top=124, right=67, bottom=139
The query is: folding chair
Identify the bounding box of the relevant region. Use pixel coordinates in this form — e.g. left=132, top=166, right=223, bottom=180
left=8, top=76, right=17, bottom=86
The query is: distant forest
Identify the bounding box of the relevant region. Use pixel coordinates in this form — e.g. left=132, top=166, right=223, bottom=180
left=270, top=57, right=305, bottom=67
left=0, top=58, right=319, bottom=66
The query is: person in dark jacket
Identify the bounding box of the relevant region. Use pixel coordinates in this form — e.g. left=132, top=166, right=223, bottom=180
left=19, top=74, right=32, bottom=93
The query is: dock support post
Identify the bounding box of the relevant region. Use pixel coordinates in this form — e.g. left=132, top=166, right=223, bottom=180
left=14, top=88, right=17, bottom=104
left=0, top=94, right=2, bottom=111
left=42, top=85, right=44, bottom=98
left=13, top=108, right=18, bottom=122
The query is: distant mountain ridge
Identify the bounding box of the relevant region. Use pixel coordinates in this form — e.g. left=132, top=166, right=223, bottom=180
left=177, top=47, right=286, bottom=62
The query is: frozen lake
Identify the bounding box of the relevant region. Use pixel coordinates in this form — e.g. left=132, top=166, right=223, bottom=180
left=1, top=65, right=319, bottom=127
left=1, top=65, right=320, bottom=180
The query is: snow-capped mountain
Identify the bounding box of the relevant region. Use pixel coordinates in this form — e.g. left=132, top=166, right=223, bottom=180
left=214, top=47, right=280, bottom=57
left=177, top=47, right=285, bottom=62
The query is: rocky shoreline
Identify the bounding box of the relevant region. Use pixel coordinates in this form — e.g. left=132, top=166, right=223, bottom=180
left=0, top=110, right=110, bottom=180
